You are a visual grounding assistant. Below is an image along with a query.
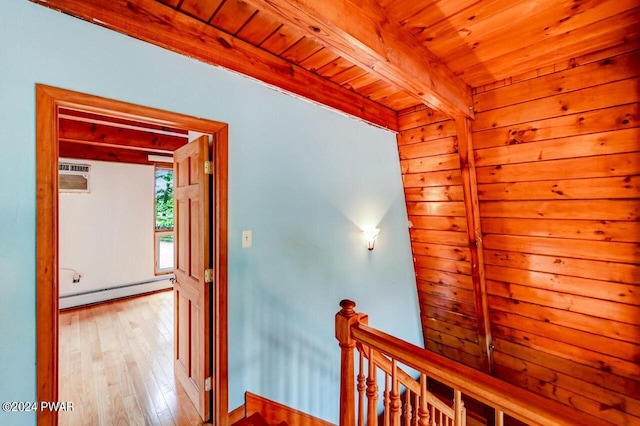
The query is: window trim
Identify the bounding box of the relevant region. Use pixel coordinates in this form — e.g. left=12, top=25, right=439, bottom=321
left=154, top=164, right=174, bottom=275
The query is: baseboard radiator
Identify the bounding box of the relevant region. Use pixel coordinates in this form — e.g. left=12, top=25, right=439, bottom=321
left=59, top=276, right=174, bottom=309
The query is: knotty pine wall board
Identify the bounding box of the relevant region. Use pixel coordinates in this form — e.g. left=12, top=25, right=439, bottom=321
left=472, top=78, right=640, bottom=132
left=472, top=103, right=640, bottom=150
left=478, top=176, right=640, bottom=201
left=483, top=233, right=638, bottom=264
left=473, top=51, right=640, bottom=113
left=475, top=127, right=640, bottom=166
left=480, top=217, right=639, bottom=242
left=484, top=249, right=639, bottom=285
left=421, top=306, right=478, bottom=332
left=492, top=358, right=633, bottom=426
left=399, top=47, right=640, bottom=424
left=487, top=280, right=639, bottom=325
left=488, top=296, right=640, bottom=345
left=408, top=215, right=468, bottom=231
left=414, top=255, right=472, bottom=276
left=411, top=242, right=471, bottom=261
left=493, top=338, right=640, bottom=401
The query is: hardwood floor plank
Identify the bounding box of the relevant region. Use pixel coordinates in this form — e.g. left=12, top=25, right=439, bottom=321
left=59, top=291, right=202, bottom=426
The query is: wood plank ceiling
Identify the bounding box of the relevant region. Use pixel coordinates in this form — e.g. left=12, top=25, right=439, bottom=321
left=58, top=108, right=187, bottom=165
left=33, top=0, right=639, bottom=130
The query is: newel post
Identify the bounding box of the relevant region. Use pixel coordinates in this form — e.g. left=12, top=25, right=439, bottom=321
left=336, top=299, right=363, bottom=426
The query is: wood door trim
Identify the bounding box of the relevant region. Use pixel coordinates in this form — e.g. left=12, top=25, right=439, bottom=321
left=35, top=84, right=229, bottom=426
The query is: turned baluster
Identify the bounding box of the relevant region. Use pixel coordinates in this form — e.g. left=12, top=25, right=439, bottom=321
left=358, top=349, right=366, bottom=426
left=403, top=390, right=412, bottom=426
left=390, top=360, right=402, bottom=426
left=454, top=390, right=465, bottom=426
left=413, top=392, right=419, bottom=426
left=336, top=300, right=366, bottom=426
left=418, top=374, right=430, bottom=426
left=383, top=374, right=390, bottom=426
left=366, top=347, right=379, bottom=426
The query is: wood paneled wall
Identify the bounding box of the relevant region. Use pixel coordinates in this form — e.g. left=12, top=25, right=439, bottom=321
left=472, top=48, right=640, bottom=425
left=398, top=47, right=640, bottom=424
left=397, top=107, right=487, bottom=371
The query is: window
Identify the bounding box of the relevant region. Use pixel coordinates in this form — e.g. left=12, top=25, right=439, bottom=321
left=155, top=166, right=174, bottom=274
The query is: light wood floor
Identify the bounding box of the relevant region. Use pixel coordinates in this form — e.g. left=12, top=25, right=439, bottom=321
left=59, top=291, right=203, bottom=426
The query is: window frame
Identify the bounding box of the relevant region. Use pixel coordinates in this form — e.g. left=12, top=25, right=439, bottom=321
left=154, top=164, right=175, bottom=275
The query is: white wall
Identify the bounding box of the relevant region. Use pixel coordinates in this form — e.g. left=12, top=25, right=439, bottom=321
left=58, top=159, right=169, bottom=307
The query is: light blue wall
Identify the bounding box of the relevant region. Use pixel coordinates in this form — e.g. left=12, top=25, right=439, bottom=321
left=0, top=0, right=422, bottom=424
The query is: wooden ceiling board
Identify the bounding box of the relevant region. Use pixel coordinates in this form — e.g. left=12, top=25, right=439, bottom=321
left=259, top=24, right=303, bottom=56
left=429, top=0, right=557, bottom=61
left=34, top=0, right=398, bottom=130
left=316, top=57, right=355, bottom=79
left=32, top=0, right=640, bottom=129
left=279, top=36, right=323, bottom=64
left=243, top=0, right=474, bottom=118
left=358, top=79, right=395, bottom=99
left=330, top=65, right=368, bottom=86
left=210, top=0, right=257, bottom=35
left=382, top=0, right=448, bottom=27
left=298, top=48, right=339, bottom=73
left=344, top=73, right=382, bottom=92
left=454, top=8, right=640, bottom=86
left=59, top=108, right=189, bottom=135
left=402, top=0, right=480, bottom=37
left=368, top=82, right=408, bottom=103
left=179, top=0, right=224, bottom=22
left=376, top=92, right=423, bottom=111
left=235, top=11, right=282, bottom=45
left=435, top=0, right=635, bottom=66
left=157, top=0, right=180, bottom=7
left=411, top=0, right=530, bottom=45
left=58, top=118, right=186, bottom=151
left=59, top=141, right=167, bottom=165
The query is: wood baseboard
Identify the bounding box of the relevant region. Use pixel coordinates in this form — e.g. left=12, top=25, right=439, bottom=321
left=245, top=392, right=335, bottom=426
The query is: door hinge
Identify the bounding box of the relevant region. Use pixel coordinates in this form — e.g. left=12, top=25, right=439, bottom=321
left=204, top=268, right=214, bottom=283
left=204, top=160, right=213, bottom=175
left=204, top=376, right=212, bottom=391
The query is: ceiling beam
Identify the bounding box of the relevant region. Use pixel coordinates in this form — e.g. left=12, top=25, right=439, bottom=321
left=455, top=117, right=492, bottom=373
left=31, top=0, right=399, bottom=131
left=243, top=0, right=474, bottom=119
left=58, top=118, right=187, bottom=151
left=59, top=141, right=169, bottom=165
left=59, top=108, right=189, bottom=136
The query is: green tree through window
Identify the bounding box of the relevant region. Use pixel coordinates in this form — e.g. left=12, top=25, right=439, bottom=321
left=155, top=167, right=174, bottom=274
left=155, top=169, right=174, bottom=230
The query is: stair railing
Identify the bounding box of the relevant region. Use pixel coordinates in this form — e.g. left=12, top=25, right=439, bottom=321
left=335, top=300, right=611, bottom=426
left=355, top=342, right=461, bottom=426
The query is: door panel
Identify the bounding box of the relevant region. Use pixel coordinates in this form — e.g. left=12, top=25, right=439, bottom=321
left=173, top=135, right=212, bottom=420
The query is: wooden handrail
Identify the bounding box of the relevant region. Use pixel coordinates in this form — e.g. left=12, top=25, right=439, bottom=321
left=337, top=300, right=612, bottom=426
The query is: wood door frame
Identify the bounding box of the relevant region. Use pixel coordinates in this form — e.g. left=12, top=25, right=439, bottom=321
left=35, top=84, right=229, bottom=426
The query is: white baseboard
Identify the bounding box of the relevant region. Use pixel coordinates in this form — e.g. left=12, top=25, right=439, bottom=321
left=59, top=278, right=173, bottom=309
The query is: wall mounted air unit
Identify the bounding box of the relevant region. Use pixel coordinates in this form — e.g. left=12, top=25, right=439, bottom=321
left=59, top=162, right=90, bottom=193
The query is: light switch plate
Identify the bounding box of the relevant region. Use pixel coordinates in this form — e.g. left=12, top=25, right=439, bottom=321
left=242, top=230, right=252, bottom=248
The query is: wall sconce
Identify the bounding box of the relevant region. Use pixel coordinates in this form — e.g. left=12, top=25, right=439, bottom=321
left=363, top=228, right=380, bottom=251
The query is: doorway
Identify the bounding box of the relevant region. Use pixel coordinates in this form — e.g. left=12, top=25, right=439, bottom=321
left=35, top=85, right=228, bottom=426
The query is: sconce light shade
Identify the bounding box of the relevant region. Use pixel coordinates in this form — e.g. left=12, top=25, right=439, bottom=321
left=363, top=228, right=380, bottom=250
